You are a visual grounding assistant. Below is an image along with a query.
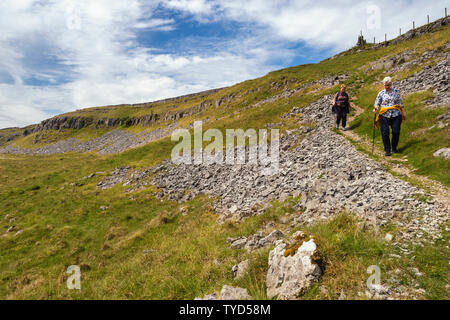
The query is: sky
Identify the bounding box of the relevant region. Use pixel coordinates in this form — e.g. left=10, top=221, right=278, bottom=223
left=0, top=0, right=448, bottom=128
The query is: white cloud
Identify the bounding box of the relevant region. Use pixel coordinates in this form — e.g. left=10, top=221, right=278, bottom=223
left=163, top=0, right=215, bottom=15
left=0, top=84, right=66, bottom=128
left=133, top=18, right=176, bottom=30
left=162, top=0, right=450, bottom=50
left=0, top=0, right=277, bottom=128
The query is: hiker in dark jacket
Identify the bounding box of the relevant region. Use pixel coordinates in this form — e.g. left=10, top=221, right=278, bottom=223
left=332, top=84, right=350, bottom=130
left=373, top=76, right=406, bottom=156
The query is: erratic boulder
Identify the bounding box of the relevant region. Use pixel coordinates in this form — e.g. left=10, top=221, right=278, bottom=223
left=266, top=231, right=323, bottom=299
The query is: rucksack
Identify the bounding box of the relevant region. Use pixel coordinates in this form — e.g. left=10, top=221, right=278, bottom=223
left=333, top=91, right=349, bottom=113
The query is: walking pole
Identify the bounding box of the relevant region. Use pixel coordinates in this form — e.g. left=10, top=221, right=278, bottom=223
left=372, top=110, right=378, bottom=155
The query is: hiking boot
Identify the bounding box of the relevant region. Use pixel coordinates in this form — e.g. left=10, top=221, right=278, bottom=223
left=385, top=151, right=391, bottom=156
left=392, top=148, right=399, bottom=153
left=335, top=124, right=339, bottom=129
left=341, top=127, right=347, bottom=131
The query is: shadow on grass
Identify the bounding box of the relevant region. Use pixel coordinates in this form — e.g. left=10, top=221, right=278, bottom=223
left=397, top=139, right=421, bottom=153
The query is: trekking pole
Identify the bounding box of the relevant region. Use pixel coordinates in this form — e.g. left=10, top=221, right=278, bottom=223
left=372, top=109, right=378, bottom=154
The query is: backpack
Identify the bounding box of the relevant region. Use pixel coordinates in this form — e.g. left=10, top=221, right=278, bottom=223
left=333, top=91, right=349, bottom=113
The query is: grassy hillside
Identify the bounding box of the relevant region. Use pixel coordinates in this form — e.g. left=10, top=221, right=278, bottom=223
left=0, top=22, right=449, bottom=299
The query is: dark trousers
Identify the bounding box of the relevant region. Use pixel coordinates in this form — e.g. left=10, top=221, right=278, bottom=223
left=335, top=108, right=347, bottom=127
left=379, top=114, right=402, bottom=152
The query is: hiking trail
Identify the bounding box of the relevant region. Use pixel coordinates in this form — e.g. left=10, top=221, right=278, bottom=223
left=344, top=102, right=450, bottom=209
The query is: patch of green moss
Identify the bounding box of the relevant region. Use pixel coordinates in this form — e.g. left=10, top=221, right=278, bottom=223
left=283, top=232, right=323, bottom=269
left=283, top=233, right=310, bottom=257
left=283, top=232, right=311, bottom=257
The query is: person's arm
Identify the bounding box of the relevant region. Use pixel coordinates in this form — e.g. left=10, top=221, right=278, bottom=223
left=332, top=93, right=338, bottom=105
left=373, top=92, right=382, bottom=114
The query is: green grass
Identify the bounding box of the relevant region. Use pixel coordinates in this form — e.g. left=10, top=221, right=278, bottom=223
left=1, top=146, right=447, bottom=299
left=300, top=214, right=449, bottom=300
left=412, top=228, right=450, bottom=299
left=301, top=213, right=387, bottom=299
left=0, top=141, right=283, bottom=299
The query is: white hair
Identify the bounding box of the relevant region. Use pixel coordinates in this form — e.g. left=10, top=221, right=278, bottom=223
left=383, top=76, right=392, bottom=84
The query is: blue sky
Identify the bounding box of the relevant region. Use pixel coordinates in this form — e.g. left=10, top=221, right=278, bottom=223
left=0, top=0, right=447, bottom=128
